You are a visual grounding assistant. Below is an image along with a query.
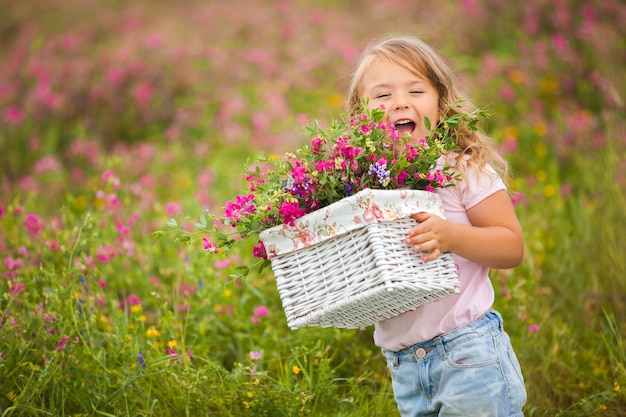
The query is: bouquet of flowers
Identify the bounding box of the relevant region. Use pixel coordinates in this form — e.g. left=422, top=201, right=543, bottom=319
left=165, top=101, right=487, bottom=280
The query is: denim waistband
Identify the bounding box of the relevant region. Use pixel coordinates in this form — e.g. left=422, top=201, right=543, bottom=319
left=382, top=310, right=503, bottom=365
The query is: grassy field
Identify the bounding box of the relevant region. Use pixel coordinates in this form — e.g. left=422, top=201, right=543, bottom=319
left=1, top=0, right=625, bottom=415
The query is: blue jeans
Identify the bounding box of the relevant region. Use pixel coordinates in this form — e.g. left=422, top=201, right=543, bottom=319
left=382, top=310, right=526, bottom=416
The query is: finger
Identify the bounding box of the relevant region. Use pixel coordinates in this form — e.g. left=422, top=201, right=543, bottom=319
left=411, top=212, right=430, bottom=223
left=421, top=248, right=441, bottom=262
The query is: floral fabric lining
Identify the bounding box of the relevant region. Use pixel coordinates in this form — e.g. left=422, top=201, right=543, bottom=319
left=259, top=189, right=446, bottom=258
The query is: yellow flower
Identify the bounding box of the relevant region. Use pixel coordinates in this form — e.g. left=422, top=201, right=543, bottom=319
left=223, top=289, right=232, bottom=297
left=146, top=326, right=161, bottom=338
left=130, top=305, right=141, bottom=313
left=535, top=142, right=548, bottom=158
left=247, top=392, right=253, bottom=398
left=167, top=340, right=177, bottom=349
left=328, top=92, right=344, bottom=109
left=543, top=184, right=556, bottom=198
left=615, top=381, right=621, bottom=392
left=139, top=315, right=147, bottom=322
left=292, top=365, right=301, bottom=375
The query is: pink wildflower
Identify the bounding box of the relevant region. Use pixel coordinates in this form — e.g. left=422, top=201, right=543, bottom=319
left=5, top=257, right=23, bottom=269
left=249, top=351, right=262, bottom=360
left=9, top=282, right=25, bottom=297
left=95, top=245, right=117, bottom=263
left=253, top=305, right=269, bottom=318
left=252, top=240, right=267, bottom=259
left=4, top=106, right=23, bottom=126
left=23, top=214, right=43, bottom=233
left=311, top=137, right=324, bottom=154
left=278, top=201, right=306, bottom=226
left=528, top=324, right=540, bottom=333
left=224, top=194, right=256, bottom=223
left=165, top=202, right=182, bottom=217
left=56, top=335, right=70, bottom=351
left=213, top=259, right=231, bottom=269
left=202, top=237, right=218, bottom=253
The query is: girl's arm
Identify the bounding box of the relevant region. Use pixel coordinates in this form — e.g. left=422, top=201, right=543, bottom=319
left=406, top=190, right=524, bottom=269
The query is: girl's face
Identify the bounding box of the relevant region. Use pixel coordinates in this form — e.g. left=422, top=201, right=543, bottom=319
left=361, top=59, right=440, bottom=141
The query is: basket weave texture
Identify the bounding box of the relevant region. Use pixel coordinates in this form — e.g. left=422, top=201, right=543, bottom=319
left=259, top=189, right=460, bottom=330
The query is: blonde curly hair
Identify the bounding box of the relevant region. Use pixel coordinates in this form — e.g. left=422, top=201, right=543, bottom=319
left=345, top=35, right=508, bottom=181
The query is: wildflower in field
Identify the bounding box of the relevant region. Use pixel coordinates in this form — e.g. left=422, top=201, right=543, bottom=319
left=249, top=351, right=262, bottom=360
left=202, top=237, right=218, bottom=253
left=23, top=214, right=43, bottom=233
left=213, top=259, right=231, bottom=269
left=253, top=306, right=269, bottom=318
left=95, top=244, right=117, bottom=263
left=615, top=381, right=621, bottom=392
left=165, top=202, right=182, bottom=217
left=527, top=324, right=540, bottom=333
left=79, top=275, right=89, bottom=293
left=56, top=335, right=70, bottom=351
left=137, top=351, right=146, bottom=369
left=9, top=282, right=25, bottom=297
left=3, top=106, right=23, bottom=125
left=146, top=326, right=161, bottom=338
left=123, top=294, right=142, bottom=311
left=4, top=257, right=23, bottom=270
left=292, top=365, right=301, bottom=375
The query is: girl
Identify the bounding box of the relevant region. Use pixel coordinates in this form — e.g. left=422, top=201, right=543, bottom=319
left=346, top=35, right=527, bottom=416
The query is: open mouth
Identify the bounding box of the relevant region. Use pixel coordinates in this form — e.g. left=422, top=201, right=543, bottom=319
left=393, top=119, right=416, bottom=137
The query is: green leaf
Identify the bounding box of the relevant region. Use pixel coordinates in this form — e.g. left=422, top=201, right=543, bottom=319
left=167, top=218, right=178, bottom=227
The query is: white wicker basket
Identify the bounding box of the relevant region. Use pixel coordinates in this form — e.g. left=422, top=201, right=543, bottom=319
left=259, top=189, right=460, bottom=330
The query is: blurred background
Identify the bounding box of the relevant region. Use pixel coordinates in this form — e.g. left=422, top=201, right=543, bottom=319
left=0, top=0, right=625, bottom=415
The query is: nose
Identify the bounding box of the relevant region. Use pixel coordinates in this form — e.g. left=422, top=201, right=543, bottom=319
left=392, top=93, right=409, bottom=110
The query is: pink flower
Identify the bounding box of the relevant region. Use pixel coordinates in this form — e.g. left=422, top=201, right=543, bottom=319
left=23, top=214, right=43, bottom=233
left=252, top=240, right=267, bottom=259
left=278, top=201, right=306, bottom=226
left=165, top=202, right=182, bottom=217
left=528, top=324, right=540, bottom=333
left=249, top=351, right=262, bottom=360
left=202, top=237, right=218, bottom=253
left=213, top=259, right=231, bottom=269
left=9, top=282, right=25, bottom=297
left=132, top=81, right=154, bottom=108
left=4, top=106, right=23, bottom=126
left=95, top=245, right=117, bottom=263
left=56, top=335, right=70, bottom=351
left=253, top=305, right=269, bottom=318
left=5, top=257, right=23, bottom=269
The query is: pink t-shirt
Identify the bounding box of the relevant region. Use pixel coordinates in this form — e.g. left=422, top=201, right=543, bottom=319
left=373, top=160, right=506, bottom=351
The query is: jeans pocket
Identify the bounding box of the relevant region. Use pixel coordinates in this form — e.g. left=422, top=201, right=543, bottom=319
left=446, top=332, right=500, bottom=368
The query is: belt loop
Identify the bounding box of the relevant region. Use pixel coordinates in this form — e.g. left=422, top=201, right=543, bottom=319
left=434, top=336, right=446, bottom=359
left=388, top=351, right=399, bottom=368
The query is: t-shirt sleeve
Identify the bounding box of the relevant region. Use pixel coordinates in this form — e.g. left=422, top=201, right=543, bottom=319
left=460, top=164, right=507, bottom=211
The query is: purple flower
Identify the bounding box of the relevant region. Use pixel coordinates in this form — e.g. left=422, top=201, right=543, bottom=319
left=138, top=351, right=146, bottom=369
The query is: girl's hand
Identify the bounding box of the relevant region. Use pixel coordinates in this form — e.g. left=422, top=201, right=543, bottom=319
left=405, top=212, right=451, bottom=262
left=406, top=190, right=524, bottom=268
